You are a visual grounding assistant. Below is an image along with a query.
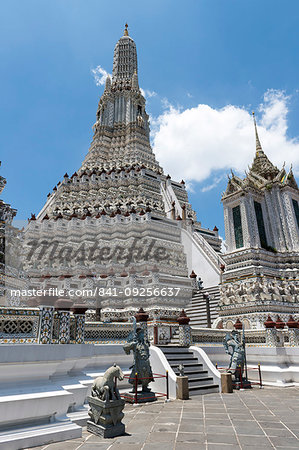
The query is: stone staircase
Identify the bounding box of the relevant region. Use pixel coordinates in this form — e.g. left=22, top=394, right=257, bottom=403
left=158, top=346, right=219, bottom=395
left=185, top=286, right=220, bottom=327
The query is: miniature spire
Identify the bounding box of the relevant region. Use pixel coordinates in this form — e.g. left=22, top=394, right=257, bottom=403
left=104, top=74, right=111, bottom=91
left=124, top=23, right=129, bottom=36
left=247, top=112, right=280, bottom=180
left=252, top=111, right=263, bottom=155
left=132, top=70, right=139, bottom=89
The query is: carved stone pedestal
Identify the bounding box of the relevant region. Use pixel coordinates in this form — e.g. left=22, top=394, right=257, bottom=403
left=87, top=396, right=125, bottom=438
left=123, top=391, right=157, bottom=404
left=177, top=376, right=189, bottom=400
left=221, top=373, right=233, bottom=393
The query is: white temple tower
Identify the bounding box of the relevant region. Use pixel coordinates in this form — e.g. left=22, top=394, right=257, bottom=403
left=21, top=25, right=223, bottom=326
left=219, top=113, right=299, bottom=329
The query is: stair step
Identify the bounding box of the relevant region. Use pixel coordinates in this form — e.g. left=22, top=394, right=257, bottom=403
left=157, top=346, right=190, bottom=353
left=166, top=357, right=197, bottom=362
left=189, top=385, right=219, bottom=396
left=188, top=377, right=214, bottom=386
left=176, top=362, right=203, bottom=366
left=189, top=384, right=219, bottom=391
left=160, top=351, right=191, bottom=356
left=0, top=421, right=82, bottom=449
left=170, top=362, right=203, bottom=368
left=173, top=370, right=208, bottom=377
left=184, top=284, right=220, bottom=327
left=158, top=345, right=220, bottom=396
left=172, top=364, right=205, bottom=370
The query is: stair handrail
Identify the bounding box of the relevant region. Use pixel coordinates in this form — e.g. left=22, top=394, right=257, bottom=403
left=165, top=183, right=182, bottom=217
left=160, top=182, right=173, bottom=213
left=149, top=345, right=177, bottom=399
left=192, top=230, right=225, bottom=271
left=190, top=346, right=221, bottom=388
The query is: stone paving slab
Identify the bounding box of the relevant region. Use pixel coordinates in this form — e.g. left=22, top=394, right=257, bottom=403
left=25, top=387, right=299, bottom=449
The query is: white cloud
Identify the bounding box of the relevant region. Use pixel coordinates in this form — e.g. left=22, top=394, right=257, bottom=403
left=91, top=65, right=111, bottom=86
left=185, top=181, right=195, bottom=193
left=152, top=89, right=299, bottom=183
left=201, top=174, right=226, bottom=193
left=140, top=88, right=157, bottom=99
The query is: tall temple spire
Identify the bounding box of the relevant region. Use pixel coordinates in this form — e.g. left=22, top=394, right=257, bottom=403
left=81, top=26, right=161, bottom=173
left=112, top=24, right=137, bottom=81
left=242, top=111, right=280, bottom=182
left=252, top=111, right=263, bottom=155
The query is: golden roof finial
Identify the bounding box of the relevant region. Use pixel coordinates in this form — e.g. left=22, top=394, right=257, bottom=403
left=124, top=23, right=129, bottom=36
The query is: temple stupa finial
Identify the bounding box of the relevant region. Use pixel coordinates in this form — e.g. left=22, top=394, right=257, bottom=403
left=252, top=111, right=263, bottom=155
left=124, top=23, right=129, bottom=36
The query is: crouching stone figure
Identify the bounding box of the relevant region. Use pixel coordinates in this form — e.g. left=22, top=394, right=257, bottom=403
left=87, top=363, right=126, bottom=438
left=91, top=363, right=124, bottom=401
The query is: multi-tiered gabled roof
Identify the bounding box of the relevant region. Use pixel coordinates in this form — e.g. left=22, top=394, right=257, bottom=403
left=222, top=113, right=298, bottom=199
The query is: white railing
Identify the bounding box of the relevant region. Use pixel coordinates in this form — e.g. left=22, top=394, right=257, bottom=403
left=166, top=183, right=182, bottom=217
left=160, top=182, right=173, bottom=214
left=192, top=231, right=225, bottom=272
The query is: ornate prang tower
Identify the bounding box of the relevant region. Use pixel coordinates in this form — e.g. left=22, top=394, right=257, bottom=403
left=219, top=113, right=299, bottom=329
left=38, top=24, right=167, bottom=219
left=22, top=25, right=223, bottom=335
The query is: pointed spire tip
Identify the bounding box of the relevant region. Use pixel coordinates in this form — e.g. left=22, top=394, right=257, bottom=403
left=252, top=111, right=263, bottom=155
left=124, top=23, right=129, bottom=36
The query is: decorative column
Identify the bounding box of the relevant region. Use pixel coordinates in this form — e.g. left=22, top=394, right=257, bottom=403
left=38, top=306, right=55, bottom=344
left=264, top=315, right=278, bottom=347
left=189, top=270, right=197, bottom=290
left=55, top=299, right=73, bottom=344
left=287, top=316, right=299, bottom=347
left=71, top=304, right=88, bottom=344
left=203, top=293, right=211, bottom=328
left=275, top=316, right=285, bottom=347
left=178, top=310, right=192, bottom=347
left=135, top=307, right=149, bottom=342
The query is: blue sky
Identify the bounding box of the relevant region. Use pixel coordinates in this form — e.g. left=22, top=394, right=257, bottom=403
left=1, top=0, right=299, bottom=237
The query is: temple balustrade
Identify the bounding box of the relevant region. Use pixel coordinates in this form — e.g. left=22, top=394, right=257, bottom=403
left=0, top=306, right=298, bottom=347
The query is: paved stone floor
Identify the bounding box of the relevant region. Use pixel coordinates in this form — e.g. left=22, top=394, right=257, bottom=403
left=29, top=387, right=299, bottom=449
